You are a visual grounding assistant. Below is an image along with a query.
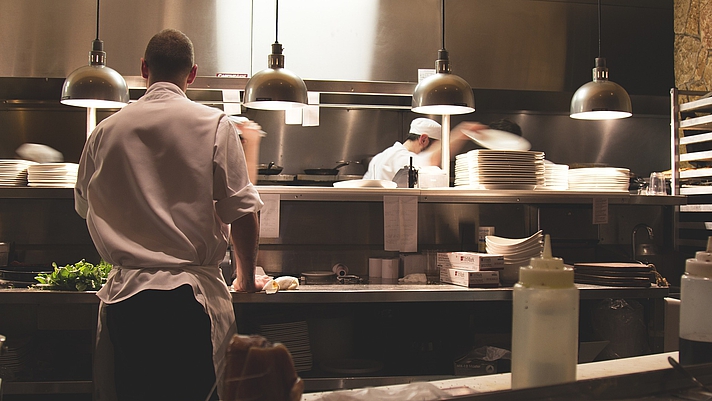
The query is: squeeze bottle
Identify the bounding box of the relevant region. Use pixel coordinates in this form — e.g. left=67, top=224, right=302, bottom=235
left=511, top=234, right=579, bottom=389
left=679, top=236, right=712, bottom=366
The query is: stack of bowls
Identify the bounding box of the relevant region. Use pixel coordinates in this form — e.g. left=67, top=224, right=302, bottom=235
left=485, top=230, right=543, bottom=283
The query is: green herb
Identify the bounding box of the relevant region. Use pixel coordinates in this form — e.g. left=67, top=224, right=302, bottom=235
left=35, top=259, right=113, bottom=291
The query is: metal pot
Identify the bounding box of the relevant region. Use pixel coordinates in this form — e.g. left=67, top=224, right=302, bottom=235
left=258, top=162, right=283, bottom=175
left=304, top=161, right=350, bottom=175
left=301, top=271, right=337, bottom=284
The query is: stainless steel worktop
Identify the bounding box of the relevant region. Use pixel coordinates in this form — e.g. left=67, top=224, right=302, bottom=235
left=0, top=186, right=686, bottom=206
left=0, top=283, right=669, bottom=305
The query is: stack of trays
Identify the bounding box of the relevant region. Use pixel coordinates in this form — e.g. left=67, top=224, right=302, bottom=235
left=485, top=230, right=543, bottom=283
left=573, top=262, right=654, bottom=287
left=0, top=159, right=36, bottom=187
left=454, top=150, right=545, bottom=189
left=568, top=167, right=630, bottom=192
left=0, top=337, right=31, bottom=381
left=542, top=161, right=569, bottom=190
left=27, top=163, right=79, bottom=188
left=259, top=320, right=313, bottom=372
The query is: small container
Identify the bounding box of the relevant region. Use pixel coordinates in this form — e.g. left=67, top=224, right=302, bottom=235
left=647, top=172, right=666, bottom=195
left=0, top=242, right=9, bottom=266
left=511, top=234, right=578, bottom=389
left=679, top=237, right=712, bottom=366
left=478, top=226, right=495, bottom=253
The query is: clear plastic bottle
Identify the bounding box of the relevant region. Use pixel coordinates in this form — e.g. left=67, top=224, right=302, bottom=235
left=679, top=236, right=712, bottom=366
left=511, top=234, right=579, bottom=389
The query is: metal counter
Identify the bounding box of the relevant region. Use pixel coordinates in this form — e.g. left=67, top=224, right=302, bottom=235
left=0, top=283, right=669, bottom=304
left=0, top=186, right=687, bottom=206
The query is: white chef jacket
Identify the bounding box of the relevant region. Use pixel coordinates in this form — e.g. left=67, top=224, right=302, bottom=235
left=74, top=82, right=263, bottom=400
left=363, top=141, right=431, bottom=181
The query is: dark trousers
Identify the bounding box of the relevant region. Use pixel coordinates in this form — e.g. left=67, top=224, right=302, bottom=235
left=105, top=285, right=217, bottom=401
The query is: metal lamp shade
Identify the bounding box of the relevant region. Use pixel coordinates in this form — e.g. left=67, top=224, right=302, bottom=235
left=412, top=72, right=475, bottom=115
left=243, top=67, right=308, bottom=110
left=570, top=79, right=632, bottom=120
left=61, top=64, right=129, bottom=109
left=570, top=57, right=631, bottom=120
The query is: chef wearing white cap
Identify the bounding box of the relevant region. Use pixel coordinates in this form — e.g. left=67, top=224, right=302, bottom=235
left=363, top=117, right=485, bottom=181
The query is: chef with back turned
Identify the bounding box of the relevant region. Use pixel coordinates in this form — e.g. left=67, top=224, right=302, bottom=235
left=74, top=29, right=267, bottom=401
left=363, top=117, right=486, bottom=181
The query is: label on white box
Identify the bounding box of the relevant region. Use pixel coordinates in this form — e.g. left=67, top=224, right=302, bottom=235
left=437, top=252, right=504, bottom=271
left=440, top=267, right=500, bottom=288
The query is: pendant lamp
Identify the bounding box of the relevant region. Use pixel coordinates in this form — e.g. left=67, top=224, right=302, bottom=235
left=570, top=0, right=631, bottom=120
left=243, top=0, right=307, bottom=110
left=61, top=0, right=129, bottom=108
left=412, top=0, right=474, bottom=115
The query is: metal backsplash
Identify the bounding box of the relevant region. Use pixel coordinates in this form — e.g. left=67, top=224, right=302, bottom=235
left=1, top=0, right=672, bottom=94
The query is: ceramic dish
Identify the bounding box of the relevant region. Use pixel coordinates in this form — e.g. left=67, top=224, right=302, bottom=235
left=463, top=130, right=532, bottom=151
left=333, top=179, right=397, bottom=188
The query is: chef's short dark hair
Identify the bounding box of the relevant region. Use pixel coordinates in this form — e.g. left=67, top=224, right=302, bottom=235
left=406, top=133, right=438, bottom=142
left=144, top=29, right=194, bottom=83
left=489, top=119, right=522, bottom=136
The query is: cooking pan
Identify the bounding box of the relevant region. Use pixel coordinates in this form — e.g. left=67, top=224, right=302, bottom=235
left=304, top=161, right=350, bottom=175
left=258, top=162, right=283, bottom=175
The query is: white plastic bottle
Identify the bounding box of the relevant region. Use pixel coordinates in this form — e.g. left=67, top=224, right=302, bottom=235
left=511, top=234, right=579, bottom=389
left=679, top=236, right=712, bottom=366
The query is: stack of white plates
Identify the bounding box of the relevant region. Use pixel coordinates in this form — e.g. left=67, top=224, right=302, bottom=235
left=485, top=230, right=543, bottom=283
left=259, top=320, right=313, bottom=372
left=454, top=154, right=477, bottom=187
left=0, top=159, right=36, bottom=186
left=27, top=163, right=79, bottom=188
left=455, top=150, right=545, bottom=190
left=568, top=167, right=630, bottom=192
left=542, top=161, right=569, bottom=190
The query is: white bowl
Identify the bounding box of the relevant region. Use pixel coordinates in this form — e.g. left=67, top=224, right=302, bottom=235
left=486, top=241, right=542, bottom=255
left=484, top=230, right=542, bottom=247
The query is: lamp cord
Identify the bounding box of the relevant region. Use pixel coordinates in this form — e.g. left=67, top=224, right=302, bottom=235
left=441, top=0, right=445, bottom=50
left=95, top=0, right=100, bottom=40
left=275, top=0, right=279, bottom=44
left=597, top=0, right=601, bottom=58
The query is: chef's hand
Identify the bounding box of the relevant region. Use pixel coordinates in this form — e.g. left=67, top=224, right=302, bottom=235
left=232, top=273, right=272, bottom=292
left=233, top=119, right=265, bottom=143
left=231, top=118, right=264, bottom=184
left=452, top=121, right=488, bottom=141
left=254, top=273, right=273, bottom=291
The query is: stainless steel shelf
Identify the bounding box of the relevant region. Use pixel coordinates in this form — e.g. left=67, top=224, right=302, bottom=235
left=680, top=186, right=712, bottom=195
left=677, top=221, right=712, bottom=230
left=0, top=284, right=669, bottom=305
left=680, top=150, right=712, bottom=162
left=680, top=132, right=712, bottom=145
left=3, top=380, right=93, bottom=395
left=126, top=76, right=417, bottom=96
left=680, top=168, right=712, bottom=178
left=258, top=186, right=686, bottom=205
left=231, top=283, right=669, bottom=303
left=680, top=204, right=712, bottom=212
left=680, top=117, right=712, bottom=130
left=680, top=94, right=712, bottom=113
left=1, top=186, right=687, bottom=206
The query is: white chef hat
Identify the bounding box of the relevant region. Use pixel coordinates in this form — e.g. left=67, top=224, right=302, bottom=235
left=409, top=118, right=442, bottom=140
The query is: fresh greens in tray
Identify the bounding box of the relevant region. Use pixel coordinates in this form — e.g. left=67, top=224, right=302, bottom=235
left=35, top=259, right=113, bottom=291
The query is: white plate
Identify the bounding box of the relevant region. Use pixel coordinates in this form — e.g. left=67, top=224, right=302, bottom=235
left=463, top=130, right=532, bottom=151
left=333, top=179, right=397, bottom=189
